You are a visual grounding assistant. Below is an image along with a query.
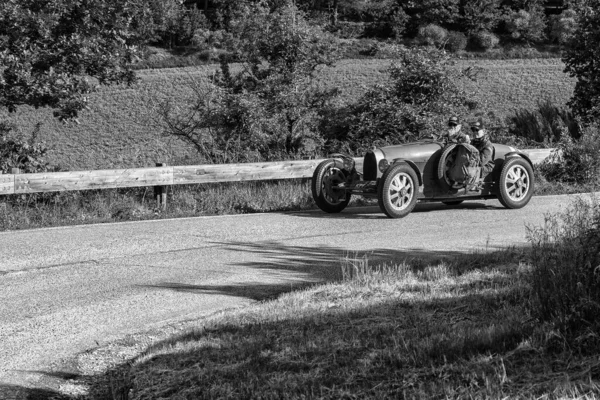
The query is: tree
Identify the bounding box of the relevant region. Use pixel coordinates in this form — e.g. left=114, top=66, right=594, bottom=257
left=0, top=0, right=143, bottom=121
left=158, top=2, right=341, bottom=163
left=459, top=0, right=504, bottom=34
left=563, top=0, right=600, bottom=122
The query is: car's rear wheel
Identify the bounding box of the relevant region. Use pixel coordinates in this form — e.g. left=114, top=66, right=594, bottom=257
left=378, top=163, right=418, bottom=218
left=442, top=200, right=464, bottom=206
left=311, top=159, right=351, bottom=213
left=497, top=157, right=534, bottom=209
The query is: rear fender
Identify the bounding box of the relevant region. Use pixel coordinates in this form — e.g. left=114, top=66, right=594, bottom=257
left=391, top=159, right=423, bottom=186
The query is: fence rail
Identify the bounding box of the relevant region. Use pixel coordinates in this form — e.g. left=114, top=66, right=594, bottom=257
left=0, top=148, right=555, bottom=197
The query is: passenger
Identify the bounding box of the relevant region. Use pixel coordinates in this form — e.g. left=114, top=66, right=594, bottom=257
left=445, top=116, right=470, bottom=144
left=470, top=121, right=494, bottom=179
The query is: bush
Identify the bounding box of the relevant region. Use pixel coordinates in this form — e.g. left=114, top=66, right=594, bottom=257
left=549, top=9, right=578, bottom=45
left=504, top=8, right=547, bottom=43
left=507, top=99, right=580, bottom=144
left=445, top=30, right=467, bottom=52
left=538, top=124, right=600, bottom=184
left=321, top=48, right=472, bottom=154
left=0, top=121, right=50, bottom=173
left=471, top=30, right=500, bottom=50
left=527, top=195, right=600, bottom=346
left=416, top=24, right=448, bottom=47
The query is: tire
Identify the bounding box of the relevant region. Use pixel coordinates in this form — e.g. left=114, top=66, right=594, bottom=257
left=437, top=143, right=458, bottom=185
left=442, top=200, right=464, bottom=206
left=377, top=163, right=419, bottom=218
left=497, top=157, right=534, bottom=209
left=311, top=159, right=351, bottom=213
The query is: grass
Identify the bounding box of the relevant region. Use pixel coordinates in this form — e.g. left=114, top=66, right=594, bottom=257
left=0, top=58, right=575, bottom=171
left=77, top=248, right=600, bottom=399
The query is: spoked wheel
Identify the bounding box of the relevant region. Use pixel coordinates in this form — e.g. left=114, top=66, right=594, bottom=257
left=497, top=157, right=534, bottom=209
left=311, top=159, right=351, bottom=213
left=378, top=163, right=419, bottom=218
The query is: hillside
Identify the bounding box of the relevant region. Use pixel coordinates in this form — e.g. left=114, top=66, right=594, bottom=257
left=0, top=58, right=575, bottom=171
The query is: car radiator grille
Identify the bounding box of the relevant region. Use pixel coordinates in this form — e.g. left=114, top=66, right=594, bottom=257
left=363, top=151, right=377, bottom=181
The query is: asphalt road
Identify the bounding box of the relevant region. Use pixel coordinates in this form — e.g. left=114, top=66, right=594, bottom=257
left=0, top=194, right=581, bottom=395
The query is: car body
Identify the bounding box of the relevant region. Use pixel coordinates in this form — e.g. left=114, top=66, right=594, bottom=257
left=311, top=139, right=535, bottom=218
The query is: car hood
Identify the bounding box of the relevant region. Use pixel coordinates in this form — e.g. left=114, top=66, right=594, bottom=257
left=379, top=141, right=445, bottom=163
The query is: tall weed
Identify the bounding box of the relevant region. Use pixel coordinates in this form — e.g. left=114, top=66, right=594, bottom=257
left=507, top=99, right=580, bottom=144
left=538, top=124, right=600, bottom=184
left=527, top=196, right=600, bottom=346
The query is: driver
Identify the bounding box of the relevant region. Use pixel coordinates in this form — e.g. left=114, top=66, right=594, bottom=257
left=445, top=116, right=470, bottom=144
left=471, top=121, right=494, bottom=179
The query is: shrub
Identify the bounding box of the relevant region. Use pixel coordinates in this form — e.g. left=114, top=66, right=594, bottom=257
left=445, top=31, right=467, bottom=52
left=537, top=124, right=600, bottom=184
left=416, top=24, right=448, bottom=47
left=504, top=8, right=547, bottom=43
left=527, top=195, right=600, bottom=346
left=508, top=99, right=580, bottom=144
left=0, top=121, right=50, bottom=173
left=471, top=30, right=500, bottom=50
left=549, top=9, right=578, bottom=45
left=321, top=48, right=472, bottom=154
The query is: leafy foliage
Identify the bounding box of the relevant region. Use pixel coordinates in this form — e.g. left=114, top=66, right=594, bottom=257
left=158, top=3, right=340, bottom=163
left=460, top=0, right=504, bottom=34
left=322, top=48, right=474, bottom=154
left=0, top=120, right=49, bottom=173
left=563, top=1, right=600, bottom=122
left=445, top=30, right=468, bottom=52
left=471, top=30, right=500, bottom=50
left=135, top=0, right=210, bottom=48
left=0, top=0, right=142, bottom=121
left=538, top=124, right=600, bottom=184
left=417, top=24, right=448, bottom=47
left=549, top=9, right=578, bottom=44
left=504, top=7, right=547, bottom=43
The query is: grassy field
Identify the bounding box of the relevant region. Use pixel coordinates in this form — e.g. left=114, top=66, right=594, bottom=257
left=0, top=58, right=575, bottom=171
left=77, top=248, right=599, bottom=399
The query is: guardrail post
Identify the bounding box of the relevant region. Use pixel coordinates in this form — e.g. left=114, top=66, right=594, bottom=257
left=154, top=163, right=167, bottom=211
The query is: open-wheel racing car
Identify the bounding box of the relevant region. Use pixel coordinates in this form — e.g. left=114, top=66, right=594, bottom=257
left=311, top=139, right=534, bottom=218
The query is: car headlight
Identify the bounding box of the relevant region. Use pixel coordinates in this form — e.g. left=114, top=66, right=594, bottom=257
left=378, top=159, right=390, bottom=172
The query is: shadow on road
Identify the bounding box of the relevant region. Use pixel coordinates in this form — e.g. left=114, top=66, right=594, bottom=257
left=290, top=201, right=504, bottom=220
left=2, top=241, right=523, bottom=399
left=140, top=240, right=512, bottom=301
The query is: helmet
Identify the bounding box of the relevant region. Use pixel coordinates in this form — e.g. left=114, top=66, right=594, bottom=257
left=448, top=116, right=459, bottom=127
left=470, top=121, right=482, bottom=132
left=471, top=121, right=486, bottom=139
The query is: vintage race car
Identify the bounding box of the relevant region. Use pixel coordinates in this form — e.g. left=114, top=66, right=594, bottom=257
left=311, top=139, right=534, bottom=218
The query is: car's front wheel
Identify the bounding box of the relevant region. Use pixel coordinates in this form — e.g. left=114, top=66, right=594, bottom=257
left=378, top=163, right=419, bottom=218
left=311, top=160, right=351, bottom=213
left=497, top=157, right=534, bottom=209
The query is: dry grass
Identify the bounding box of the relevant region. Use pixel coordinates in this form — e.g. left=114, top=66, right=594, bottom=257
left=96, top=249, right=600, bottom=399
left=0, top=58, right=575, bottom=171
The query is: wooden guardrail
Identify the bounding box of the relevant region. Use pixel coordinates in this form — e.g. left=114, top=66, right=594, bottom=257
left=0, top=148, right=555, bottom=199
